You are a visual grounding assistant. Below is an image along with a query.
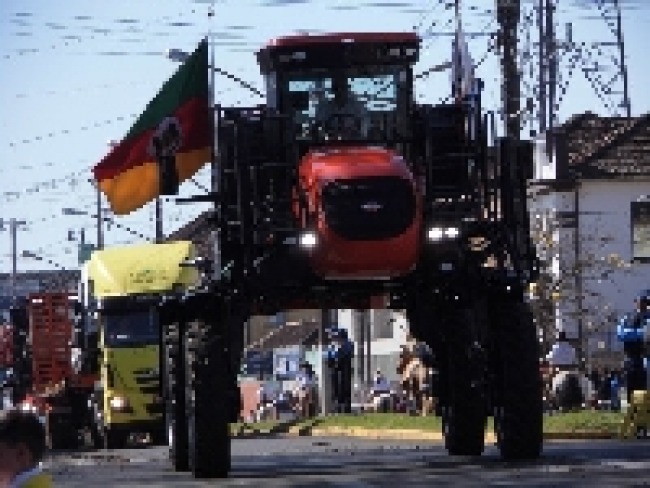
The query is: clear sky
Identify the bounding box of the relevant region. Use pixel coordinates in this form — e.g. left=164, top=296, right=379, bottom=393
left=1, top=0, right=650, bottom=273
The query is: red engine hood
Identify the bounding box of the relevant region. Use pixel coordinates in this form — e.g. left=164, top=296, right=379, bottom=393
left=297, top=146, right=422, bottom=280
left=298, top=146, right=414, bottom=187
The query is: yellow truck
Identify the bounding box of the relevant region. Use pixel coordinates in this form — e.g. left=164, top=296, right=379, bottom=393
left=81, top=240, right=198, bottom=449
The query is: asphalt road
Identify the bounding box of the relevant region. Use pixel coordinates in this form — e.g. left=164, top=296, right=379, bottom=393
left=47, top=436, right=650, bottom=487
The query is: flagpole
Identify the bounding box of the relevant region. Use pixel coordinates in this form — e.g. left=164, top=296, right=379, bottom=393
left=155, top=198, right=163, bottom=243
left=209, top=3, right=217, bottom=196
left=208, top=3, right=221, bottom=281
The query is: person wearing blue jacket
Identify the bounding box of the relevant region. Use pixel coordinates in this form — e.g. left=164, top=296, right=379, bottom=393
left=616, top=290, right=650, bottom=403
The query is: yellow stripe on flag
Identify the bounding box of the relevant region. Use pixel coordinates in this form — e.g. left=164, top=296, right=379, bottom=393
left=99, top=147, right=211, bottom=215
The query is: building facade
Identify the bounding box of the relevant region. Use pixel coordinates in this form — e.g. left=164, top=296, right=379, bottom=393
left=529, top=112, right=650, bottom=370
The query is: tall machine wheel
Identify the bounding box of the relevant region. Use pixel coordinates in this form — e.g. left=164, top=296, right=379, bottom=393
left=441, top=302, right=488, bottom=456
left=491, top=300, right=543, bottom=460
left=185, top=302, right=232, bottom=479
left=163, top=319, right=189, bottom=471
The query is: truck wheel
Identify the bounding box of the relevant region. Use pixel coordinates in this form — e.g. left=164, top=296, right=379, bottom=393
left=46, top=413, right=79, bottom=450
left=492, top=301, right=543, bottom=460
left=441, top=305, right=487, bottom=456
left=103, top=428, right=127, bottom=450
left=185, top=311, right=231, bottom=479
left=163, top=320, right=189, bottom=471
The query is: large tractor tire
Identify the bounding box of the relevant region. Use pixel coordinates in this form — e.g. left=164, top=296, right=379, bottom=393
left=185, top=311, right=231, bottom=479
left=441, top=304, right=488, bottom=456
left=491, top=301, right=543, bottom=460
left=163, top=320, right=189, bottom=471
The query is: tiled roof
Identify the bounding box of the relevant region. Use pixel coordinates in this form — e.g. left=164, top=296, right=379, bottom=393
left=559, top=112, right=650, bottom=179
left=248, top=320, right=319, bottom=352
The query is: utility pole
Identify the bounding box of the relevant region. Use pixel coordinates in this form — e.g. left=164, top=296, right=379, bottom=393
left=355, top=309, right=365, bottom=397
left=319, top=308, right=332, bottom=415
left=366, top=310, right=371, bottom=387
left=537, top=0, right=546, bottom=135
left=545, top=0, right=556, bottom=133
left=614, top=0, right=631, bottom=117
left=497, top=0, right=521, bottom=140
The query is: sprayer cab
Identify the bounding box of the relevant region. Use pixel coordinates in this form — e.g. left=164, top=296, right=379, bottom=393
left=257, top=32, right=419, bottom=144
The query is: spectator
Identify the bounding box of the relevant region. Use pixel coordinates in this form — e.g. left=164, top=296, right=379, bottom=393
left=597, top=368, right=612, bottom=409
left=546, top=331, right=578, bottom=367
left=616, top=290, right=650, bottom=403
left=256, top=382, right=276, bottom=422
left=370, top=369, right=392, bottom=413
left=0, top=409, right=51, bottom=488
left=547, top=331, right=589, bottom=411
left=295, top=362, right=316, bottom=419
left=610, top=371, right=621, bottom=412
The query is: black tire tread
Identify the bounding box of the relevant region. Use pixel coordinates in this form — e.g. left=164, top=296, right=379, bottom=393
left=443, top=305, right=487, bottom=456
left=493, top=302, right=543, bottom=460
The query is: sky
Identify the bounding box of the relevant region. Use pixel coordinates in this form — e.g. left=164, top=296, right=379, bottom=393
left=1, top=0, right=650, bottom=274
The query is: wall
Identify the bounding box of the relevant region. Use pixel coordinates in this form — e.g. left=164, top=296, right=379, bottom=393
left=529, top=178, right=650, bottom=367
left=578, top=180, right=650, bottom=362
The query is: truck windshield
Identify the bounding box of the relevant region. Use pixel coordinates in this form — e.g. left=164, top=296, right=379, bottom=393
left=103, top=310, right=159, bottom=348
left=287, top=65, right=408, bottom=142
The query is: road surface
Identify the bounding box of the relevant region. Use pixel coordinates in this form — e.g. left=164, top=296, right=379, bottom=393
left=47, top=436, right=650, bottom=487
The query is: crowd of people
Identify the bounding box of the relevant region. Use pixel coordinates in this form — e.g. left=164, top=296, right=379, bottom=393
left=542, top=288, right=649, bottom=413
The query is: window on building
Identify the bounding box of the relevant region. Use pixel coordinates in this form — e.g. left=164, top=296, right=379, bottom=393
left=631, top=200, right=650, bottom=262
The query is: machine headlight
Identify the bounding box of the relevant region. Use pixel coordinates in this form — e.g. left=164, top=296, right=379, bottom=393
left=427, top=226, right=460, bottom=242
left=109, top=396, right=129, bottom=411
left=299, top=231, right=318, bottom=249
left=444, top=227, right=460, bottom=238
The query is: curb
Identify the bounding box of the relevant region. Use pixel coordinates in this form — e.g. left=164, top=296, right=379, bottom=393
left=285, top=426, right=620, bottom=441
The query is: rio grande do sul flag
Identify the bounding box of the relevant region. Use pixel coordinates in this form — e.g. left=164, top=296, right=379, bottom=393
left=93, top=38, right=211, bottom=215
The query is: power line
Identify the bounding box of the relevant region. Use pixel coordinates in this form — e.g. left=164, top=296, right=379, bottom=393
left=5, top=113, right=138, bottom=148
left=2, top=7, right=209, bottom=60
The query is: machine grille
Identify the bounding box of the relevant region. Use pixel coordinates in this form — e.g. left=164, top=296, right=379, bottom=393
left=322, top=176, right=415, bottom=240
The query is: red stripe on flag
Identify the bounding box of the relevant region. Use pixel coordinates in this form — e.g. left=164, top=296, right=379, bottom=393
left=94, top=97, right=210, bottom=182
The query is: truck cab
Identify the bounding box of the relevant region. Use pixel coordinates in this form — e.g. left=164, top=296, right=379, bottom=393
left=82, top=241, right=198, bottom=449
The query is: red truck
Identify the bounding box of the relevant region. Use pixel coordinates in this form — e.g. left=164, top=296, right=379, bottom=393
left=8, top=292, right=98, bottom=448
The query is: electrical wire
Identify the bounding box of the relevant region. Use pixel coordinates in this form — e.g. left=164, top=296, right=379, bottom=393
left=2, top=6, right=210, bottom=61
left=6, top=113, right=138, bottom=148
